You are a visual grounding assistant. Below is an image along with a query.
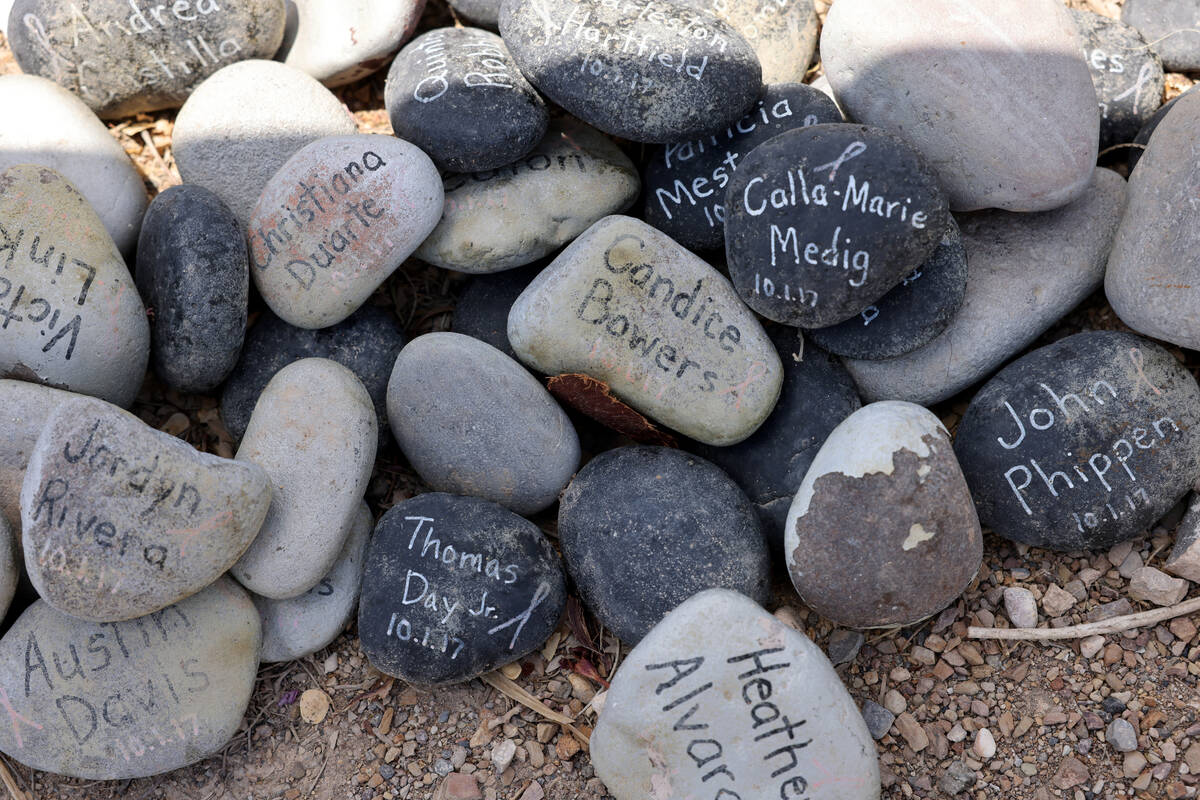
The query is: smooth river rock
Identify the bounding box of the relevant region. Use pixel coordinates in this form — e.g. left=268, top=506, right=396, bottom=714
left=1122, top=0, right=1200, bottom=73
left=359, top=493, right=566, bottom=685
left=256, top=502, right=372, bottom=662
left=0, top=75, right=147, bottom=256
left=499, top=0, right=762, bottom=143
left=385, top=27, right=547, bottom=172
left=821, top=0, right=1099, bottom=212
left=0, top=380, right=73, bottom=533
left=677, top=0, right=817, bottom=84
left=21, top=396, right=272, bottom=622
left=232, top=359, right=377, bottom=599
left=591, top=589, right=880, bottom=800
left=558, top=446, right=770, bottom=644
left=415, top=119, right=639, bottom=273
left=136, top=185, right=248, bottom=393
left=172, top=60, right=358, bottom=227
left=955, top=331, right=1200, bottom=552
left=0, top=577, right=259, bottom=780
left=249, top=134, right=443, bottom=329
left=508, top=215, right=782, bottom=446
left=387, top=333, right=580, bottom=515
left=786, top=401, right=982, bottom=628
left=279, top=0, right=425, bottom=86
left=845, top=168, right=1127, bottom=405
left=0, top=165, right=149, bottom=408
left=1072, top=9, right=1164, bottom=152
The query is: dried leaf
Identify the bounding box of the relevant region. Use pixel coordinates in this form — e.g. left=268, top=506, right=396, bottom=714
left=547, top=374, right=676, bottom=446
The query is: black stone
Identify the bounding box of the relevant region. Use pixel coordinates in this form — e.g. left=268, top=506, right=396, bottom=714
left=8, top=0, right=286, bottom=118
left=1129, top=85, right=1198, bottom=171
left=135, top=184, right=248, bottom=393
left=1072, top=9, right=1164, bottom=152
left=220, top=305, right=404, bottom=443
left=642, top=83, right=841, bottom=252
left=498, top=0, right=762, bottom=143
left=724, top=123, right=950, bottom=328
left=451, top=264, right=543, bottom=358
left=954, top=331, right=1200, bottom=552
left=385, top=27, right=548, bottom=172
left=693, top=327, right=859, bottom=556
left=806, top=218, right=967, bottom=360
left=358, top=493, right=567, bottom=685
left=557, top=446, right=770, bottom=644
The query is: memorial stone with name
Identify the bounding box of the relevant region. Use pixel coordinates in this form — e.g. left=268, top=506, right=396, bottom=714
left=1072, top=9, right=1164, bottom=152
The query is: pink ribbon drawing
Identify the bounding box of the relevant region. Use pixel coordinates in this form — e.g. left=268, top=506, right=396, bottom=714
left=719, top=361, right=768, bottom=410
left=0, top=687, right=42, bottom=749
left=1128, top=347, right=1162, bottom=398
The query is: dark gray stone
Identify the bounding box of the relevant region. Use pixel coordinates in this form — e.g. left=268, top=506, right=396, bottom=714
left=861, top=700, right=894, bottom=740
left=826, top=629, right=864, bottom=664
left=7, top=0, right=287, bottom=118
left=451, top=264, right=543, bottom=358
left=643, top=83, right=840, bottom=252
left=1072, top=9, right=1164, bottom=152
left=358, top=493, right=567, bottom=685
left=1122, top=0, right=1200, bottom=72
left=724, top=123, right=950, bottom=328
left=939, top=762, right=977, bottom=795
left=806, top=219, right=967, bottom=361
left=557, top=446, right=770, bottom=644
left=385, top=27, right=548, bottom=172
left=219, top=305, right=404, bottom=444
left=136, top=185, right=248, bottom=393
left=447, top=0, right=501, bottom=28
left=954, top=331, right=1200, bottom=551
left=498, top=0, right=761, bottom=143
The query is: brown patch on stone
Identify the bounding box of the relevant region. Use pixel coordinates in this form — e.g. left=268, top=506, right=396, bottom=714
left=790, top=432, right=981, bottom=628
left=547, top=373, right=676, bottom=447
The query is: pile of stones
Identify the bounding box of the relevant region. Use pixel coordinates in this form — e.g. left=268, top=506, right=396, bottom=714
left=0, top=0, right=1197, bottom=796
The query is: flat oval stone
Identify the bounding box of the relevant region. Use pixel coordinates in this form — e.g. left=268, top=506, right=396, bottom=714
left=508, top=215, right=782, bottom=446
left=172, top=60, right=357, bottom=227
left=1122, top=0, right=1200, bottom=73
left=1072, top=9, right=1163, bottom=152
left=0, top=165, right=149, bottom=408
left=806, top=219, right=968, bottom=360
left=232, top=358, right=377, bottom=599
left=256, top=501, right=371, bottom=663
left=0, top=75, right=147, bottom=256
left=248, top=134, right=443, bottom=329
left=136, top=185, right=248, bottom=393
left=0, top=577, right=259, bottom=780
left=0, top=379, right=73, bottom=533
left=724, top=123, right=950, bottom=328
left=8, top=0, right=286, bottom=118
left=385, top=27, right=547, bottom=172
left=643, top=83, right=840, bottom=252
left=498, top=0, right=762, bottom=143
left=677, top=0, right=817, bottom=84
left=591, top=589, right=879, bottom=800
left=219, top=306, right=404, bottom=444
left=446, top=0, right=499, bottom=27
left=279, top=0, right=425, bottom=86
left=786, top=401, right=982, bottom=628
left=845, top=168, right=1128, bottom=405
left=359, top=493, right=566, bottom=685
left=415, top=119, right=639, bottom=273
left=451, top=264, right=542, bottom=357
left=694, top=328, right=860, bottom=554
left=387, top=332, right=580, bottom=515
left=558, top=446, right=769, bottom=644
left=21, top=396, right=272, bottom=622
left=822, top=0, right=1099, bottom=212
left=955, top=331, right=1200, bottom=552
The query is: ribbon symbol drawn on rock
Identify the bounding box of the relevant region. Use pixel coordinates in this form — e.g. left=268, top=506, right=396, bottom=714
left=1128, top=347, right=1163, bottom=398
left=814, top=141, right=868, bottom=182
left=1112, top=61, right=1158, bottom=114
left=719, top=361, right=769, bottom=411
left=0, top=687, right=42, bottom=749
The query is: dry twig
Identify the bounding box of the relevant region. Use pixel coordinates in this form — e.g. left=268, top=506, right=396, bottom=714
left=969, top=596, right=1200, bottom=640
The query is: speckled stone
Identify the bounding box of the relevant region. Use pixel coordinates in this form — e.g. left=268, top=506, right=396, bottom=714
left=451, top=265, right=542, bottom=358
left=786, top=401, right=982, bottom=628
left=677, top=0, right=818, bottom=84
left=136, top=185, right=247, bottom=393
left=1122, top=0, right=1200, bottom=72
left=1072, top=9, right=1163, bottom=152
left=558, top=446, right=770, bottom=644
left=279, top=0, right=425, bottom=86
left=0, top=380, right=73, bottom=534
left=499, top=0, right=762, bottom=143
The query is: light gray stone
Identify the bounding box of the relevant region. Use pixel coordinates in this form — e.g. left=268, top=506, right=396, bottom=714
left=592, top=589, right=880, bottom=800
left=0, top=165, right=150, bottom=408
left=172, top=60, right=357, bottom=227
left=1003, top=587, right=1037, bottom=628
left=507, top=215, right=782, bottom=446
left=1106, top=718, right=1138, bottom=753
left=0, top=0, right=13, bottom=34
left=0, top=380, right=74, bottom=534
left=232, top=358, right=377, bottom=599
left=0, top=577, right=260, bottom=780
left=255, top=501, right=371, bottom=662
left=387, top=332, right=579, bottom=515
left=247, top=134, right=442, bottom=329
left=845, top=168, right=1127, bottom=405
left=0, top=75, right=147, bottom=256
left=679, top=0, right=817, bottom=84
left=21, top=396, right=272, bottom=622
left=0, top=515, right=16, bottom=622
left=1165, top=494, right=1200, bottom=582
left=414, top=119, right=639, bottom=273
left=821, top=0, right=1099, bottom=212
left=279, top=0, right=424, bottom=86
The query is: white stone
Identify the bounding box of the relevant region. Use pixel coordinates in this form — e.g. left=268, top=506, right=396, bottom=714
left=279, top=0, right=424, bottom=86
left=1003, top=587, right=1037, bottom=629
left=0, top=379, right=73, bottom=534
left=592, top=589, right=880, bottom=800
left=0, top=75, right=147, bottom=255
left=0, top=0, right=13, bottom=34
left=973, top=728, right=996, bottom=760
left=232, top=358, right=377, bottom=599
